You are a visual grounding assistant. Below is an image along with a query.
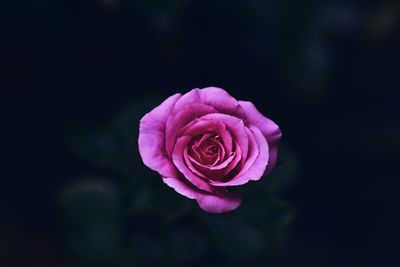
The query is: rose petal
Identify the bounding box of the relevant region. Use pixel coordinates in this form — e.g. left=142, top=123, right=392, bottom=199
left=230, top=126, right=269, bottom=183
left=163, top=177, right=242, bottom=213
left=239, top=101, right=282, bottom=174
left=173, top=87, right=244, bottom=117
left=189, top=144, right=240, bottom=181
left=196, top=188, right=242, bottom=213
left=172, top=136, right=214, bottom=192
left=209, top=129, right=257, bottom=186
left=162, top=177, right=199, bottom=200
left=210, top=126, right=269, bottom=186
left=182, top=119, right=233, bottom=156
left=230, top=127, right=260, bottom=178
left=198, top=87, right=245, bottom=117
left=207, top=153, right=235, bottom=170
left=165, top=103, right=217, bottom=157
left=191, top=135, right=226, bottom=166
left=238, top=101, right=281, bottom=137
left=210, top=137, right=226, bottom=164
left=246, top=125, right=270, bottom=181
left=190, top=133, right=214, bottom=163
left=190, top=114, right=249, bottom=161
left=138, top=93, right=181, bottom=178
left=184, top=147, right=208, bottom=179
left=223, top=143, right=242, bottom=175
left=214, top=137, right=226, bottom=162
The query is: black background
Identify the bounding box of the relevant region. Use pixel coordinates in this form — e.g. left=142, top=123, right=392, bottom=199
left=1, top=0, right=399, bottom=266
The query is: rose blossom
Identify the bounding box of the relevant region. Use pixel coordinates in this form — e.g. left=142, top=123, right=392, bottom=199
left=138, top=87, right=282, bottom=213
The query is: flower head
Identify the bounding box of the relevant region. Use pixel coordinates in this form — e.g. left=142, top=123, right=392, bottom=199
left=138, top=87, right=281, bottom=213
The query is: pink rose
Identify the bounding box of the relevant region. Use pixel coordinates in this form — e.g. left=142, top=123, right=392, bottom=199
left=138, top=87, right=282, bottom=213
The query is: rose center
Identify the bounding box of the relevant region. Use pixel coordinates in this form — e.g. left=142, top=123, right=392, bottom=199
left=190, top=135, right=222, bottom=166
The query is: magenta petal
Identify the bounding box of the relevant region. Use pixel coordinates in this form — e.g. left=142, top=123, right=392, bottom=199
left=187, top=149, right=232, bottom=181
left=172, top=136, right=214, bottom=192
left=230, top=127, right=261, bottom=180
left=184, top=148, right=207, bottom=178
left=196, top=188, right=242, bottom=213
left=163, top=177, right=241, bottom=213
left=239, top=101, right=282, bottom=174
left=188, top=152, right=235, bottom=173
left=172, top=87, right=244, bottom=117
left=246, top=125, right=270, bottom=180
left=230, top=126, right=269, bottom=184
left=209, top=128, right=256, bottom=186
left=182, top=119, right=234, bottom=157
left=238, top=101, right=281, bottom=137
left=190, top=136, right=225, bottom=167
left=223, top=144, right=242, bottom=175
left=189, top=133, right=215, bottom=164
left=162, top=177, right=199, bottom=200
left=171, top=88, right=202, bottom=111
left=138, top=93, right=181, bottom=178
left=165, top=103, right=217, bottom=157
left=192, top=134, right=214, bottom=157
left=197, top=87, right=245, bottom=117
left=211, top=126, right=269, bottom=186
left=215, top=138, right=226, bottom=162
left=196, top=113, right=249, bottom=161
left=208, top=153, right=235, bottom=170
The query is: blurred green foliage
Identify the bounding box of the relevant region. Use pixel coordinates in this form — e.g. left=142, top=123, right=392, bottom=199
left=61, top=97, right=298, bottom=267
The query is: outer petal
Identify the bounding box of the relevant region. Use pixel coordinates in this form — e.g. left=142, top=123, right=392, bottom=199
left=198, top=87, right=245, bottom=117
left=246, top=125, right=270, bottom=180
left=239, top=101, right=282, bottom=173
left=196, top=188, right=242, bottom=213
left=162, top=177, right=242, bottom=213
left=172, top=87, right=244, bottom=117
left=138, top=93, right=181, bottom=178
left=163, top=177, right=199, bottom=200
left=216, top=126, right=269, bottom=186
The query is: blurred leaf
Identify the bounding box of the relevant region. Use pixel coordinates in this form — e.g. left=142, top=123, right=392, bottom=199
left=66, top=125, right=124, bottom=172
left=211, top=190, right=296, bottom=262
left=127, top=231, right=166, bottom=266
left=127, top=177, right=193, bottom=223
left=206, top=216, right=265, bottom=260
left=60, top=177, right=120, bottom=225
left=65, top=97, right=163, bottom=177
left=130, top=186, right=154, bottom=211
left=112, top=97, right=162, bottom=176
left=167, top=228, right=207, bottom=264
left=67, top=222, right=122, bottom=266
left=240, top=188, right=296, bottom=231
left=128, top=0, right=189, bottom=34
left=61, top=178, right=122, bottom=265
left=264, top=142, right=300, bottom=193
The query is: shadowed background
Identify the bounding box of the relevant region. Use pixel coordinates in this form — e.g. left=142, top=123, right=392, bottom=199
left=1, top=0, right=399, bottom=266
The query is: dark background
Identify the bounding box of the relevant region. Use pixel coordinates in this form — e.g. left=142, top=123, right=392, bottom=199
left=1, top=0, right=399, bottom=266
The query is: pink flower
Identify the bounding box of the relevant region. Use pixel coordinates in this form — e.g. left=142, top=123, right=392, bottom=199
left=138, top=87, right=282, bottom=213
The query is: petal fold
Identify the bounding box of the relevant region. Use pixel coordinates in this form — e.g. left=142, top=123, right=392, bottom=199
left=239, top=101, right=282, bottom=174
left=196, top=188, right=242, bottom=213
left=138, top=94, right=181, bottom=178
